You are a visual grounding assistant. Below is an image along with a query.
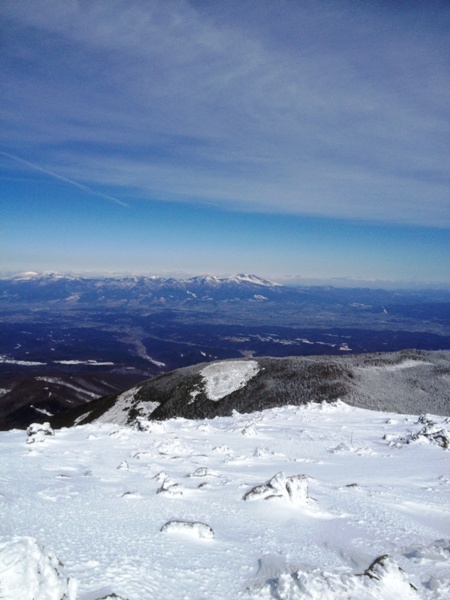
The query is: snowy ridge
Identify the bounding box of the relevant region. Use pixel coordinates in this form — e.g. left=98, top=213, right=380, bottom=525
left=62, top=351, right=450, bottom=429
left=6, top=271, right=81, bottom=281
left=1, top=402, right=449, bottom=599
left=224, top=273, right=281, bottom=287
left=3, top=271, right=280, bottom=287
left=0, top=271, right=287, bottom=313
left=96, top=386, right=160, bottom=426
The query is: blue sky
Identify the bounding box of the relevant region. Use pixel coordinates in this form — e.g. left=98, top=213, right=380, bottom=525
left=1, top=0, right=449, bottom=286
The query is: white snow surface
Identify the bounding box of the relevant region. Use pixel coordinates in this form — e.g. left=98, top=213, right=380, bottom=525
left=96, top=386, right=160, bottom=426
left=0, top=402, right=449, bottom=599
left=54, top=360, right=115, bottom=366
left=200, top=359, right=260, bottom=401
left=0, top=355, right=46, bottom=366
left=0, top=536, right=77, bottom=599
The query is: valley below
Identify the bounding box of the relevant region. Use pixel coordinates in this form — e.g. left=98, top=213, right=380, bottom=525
left=1, top=274, right=449, bottom=429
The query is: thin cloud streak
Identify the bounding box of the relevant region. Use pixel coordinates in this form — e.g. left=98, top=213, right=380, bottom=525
left=0, top=152, right=128, bottom=207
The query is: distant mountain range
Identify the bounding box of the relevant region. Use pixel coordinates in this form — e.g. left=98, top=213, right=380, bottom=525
left=2, top=271, right=449, bottom=310
left=0, top=272, right=286, bottom=306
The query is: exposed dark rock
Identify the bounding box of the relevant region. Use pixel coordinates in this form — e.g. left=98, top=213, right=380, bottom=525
left=26, top=421, right=54, bottom=444
left=360, top=554, right=417, bottom=590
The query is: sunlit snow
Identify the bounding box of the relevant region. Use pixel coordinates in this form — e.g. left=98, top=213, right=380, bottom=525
left=0, top=355, right=46, bottom=366
left=0, top=402, right=449, bottom=599
left=54, top=360, right=115, bottom=366
left=200, top=360, right=260, bottom=401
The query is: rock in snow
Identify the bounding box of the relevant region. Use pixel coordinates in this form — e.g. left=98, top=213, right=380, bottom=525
left=392, top=415, right=450, bottom=450
left=0, top=536, right=77, bottom=600
left=243, top=472, right=311, bottom=505
left=160, top=520, right=215, bottom=540
left=26, top=422, right=54, bottom=444
left=247, top=554, right=419, bottom=600
left=156, top=477, right=183, bottom=496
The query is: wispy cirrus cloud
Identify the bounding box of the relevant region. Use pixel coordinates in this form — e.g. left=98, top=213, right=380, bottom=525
left=1, top=0, right=449, bottom=225
left=0, top=152, right=128, bottom=207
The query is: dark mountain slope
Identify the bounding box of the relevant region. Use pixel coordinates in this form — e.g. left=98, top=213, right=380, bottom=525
left=54, top=350, right=450, bottom=428
left=0, top=371, right=145, bottom=430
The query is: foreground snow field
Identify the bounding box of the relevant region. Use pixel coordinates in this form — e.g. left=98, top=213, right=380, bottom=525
left=0, top=402, right=449, bottom=599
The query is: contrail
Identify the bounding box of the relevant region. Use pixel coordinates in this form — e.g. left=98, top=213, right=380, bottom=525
left=0, top=151, right=129, bottom=207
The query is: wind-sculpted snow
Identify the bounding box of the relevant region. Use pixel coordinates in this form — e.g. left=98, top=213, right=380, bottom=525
left=1, top=402, right=449, bottom=598
left=245, top=554, right=420, bottom=599
left=0, top=536, right=77, bottom=600
left=243, top=472, right=312, bottom=505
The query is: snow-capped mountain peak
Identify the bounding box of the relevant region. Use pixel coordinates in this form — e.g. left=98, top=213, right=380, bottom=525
left=229, top=273, right=281, bottom=287
left=186, top=274, right=281, bottom=287
left=9, top=271, right=81, bottom=282
left=10, top=271, right=40, bottom=280
left=187, top=275, right=222, bottom=286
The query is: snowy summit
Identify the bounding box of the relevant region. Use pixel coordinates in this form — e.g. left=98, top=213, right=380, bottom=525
left=0, top=402, right=449, bottom=599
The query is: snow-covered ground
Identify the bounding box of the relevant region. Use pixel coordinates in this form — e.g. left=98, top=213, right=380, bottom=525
left=0, top=402, right=449, bottom=599
left=54, top=361, right=115, bottom=366
left=0, top=355, right=46, bottom=366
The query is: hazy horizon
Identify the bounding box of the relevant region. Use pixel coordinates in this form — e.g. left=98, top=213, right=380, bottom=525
left=1, top=1, right=449, bottom=284
left=1, top=268, right=450, bottom=291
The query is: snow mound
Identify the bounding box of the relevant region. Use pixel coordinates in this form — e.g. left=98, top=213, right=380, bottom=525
left=405, top=538, right=450, bottom=562
left=160, top=520, right=215, bottom=540
left=246, top=554, right=418, bottom=600
left=329, top=441, right=374, bottom=455
left=26, top=422, right=54, bottom=444
left=200, top=360, right=260, bottom=401
left=0, top=536, right=77, bottom=600
left=243, top=472, right=311, bottom=505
